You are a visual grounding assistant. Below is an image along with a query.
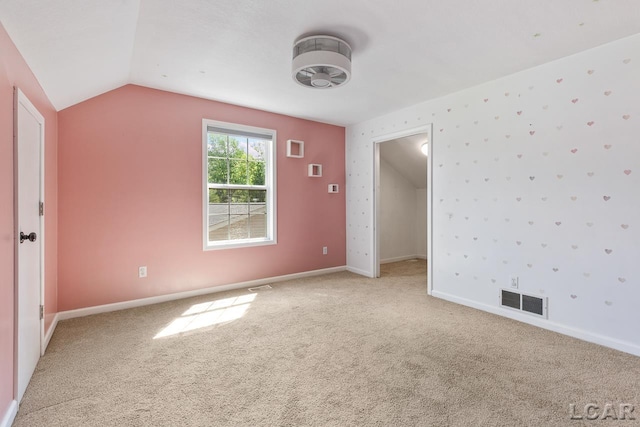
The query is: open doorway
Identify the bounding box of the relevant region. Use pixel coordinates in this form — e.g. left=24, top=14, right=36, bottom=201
left=373, top=125, right=432, bottom=293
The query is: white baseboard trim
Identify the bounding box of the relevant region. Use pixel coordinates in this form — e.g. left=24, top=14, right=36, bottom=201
left=58, top=266, right=347, bottom=321
left=432, top=290, right=640, bottom=357
left=346, top=265, right=373, bottom=278
left=0, top=400, right=17, bottom=427
left=380, top=254, right=426, bottom=264
left=43, top=313, right=59, bottom=353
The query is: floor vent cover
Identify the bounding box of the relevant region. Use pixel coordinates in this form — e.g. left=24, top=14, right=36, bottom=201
left=500, top=289, right=547, bottom=318
left=248, top=284, right=273, bottom=292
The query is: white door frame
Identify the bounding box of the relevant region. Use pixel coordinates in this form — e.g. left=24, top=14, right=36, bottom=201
left=14, top=87, right=46, bottom=400
left=372, top=124, right=433, bottom=294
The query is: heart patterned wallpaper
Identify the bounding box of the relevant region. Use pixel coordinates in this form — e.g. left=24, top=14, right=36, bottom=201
left=346, top=34, right=639, bottom=355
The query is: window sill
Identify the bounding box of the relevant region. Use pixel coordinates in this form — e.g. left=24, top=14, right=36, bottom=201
left=203, top=238, right=276, bottom=251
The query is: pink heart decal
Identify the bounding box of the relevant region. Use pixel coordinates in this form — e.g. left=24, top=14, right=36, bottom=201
left=517, top=111, right=522, bottom=115
left=623, top=58, right=631, bottom=64
left=529, top=176, right=535, bottom=181
left=505, top=134, right=511, bottom=139
left=603, top=196, right=611, bottom=201
left=557, top=174, right=563, bottom=179
left=516, top=241, right=521, bottom=245
left=604, top=91, right=612, bottom=96
left=528, top=221, right=534, bottom=225
left=556, top=78, right=563, bottom=83
left=484, top=98, right=489, bottom=103
left=604, top=249, right=612, bottom=254
left=604, top=144, right=612, bottom=149
left=624, top=169, right=632, bottom=175
left=587, top=121, right=594, bottom=126
left=527, top=264, right=533, bottom=268
left=570, top=295, right=577, bottom=299
left=618, top=277, right=626, bottom=283
left=529, top=131, right=535, bottom=136
left=541, top=243, right=548, bottom=248
left=495, top=116, right=500, bottom=120
left=504, top=92, right=510, bottom=96
left=622, top=114, right=630, bottom=120
left=586, top=222, right=594, bottom=227
left=516, top=197, right=521, bottom=202
left=570, top=196, right=577, bottom=201
left=570, top=148, right=578, bottom=153
left=552, top=267, right=559, bottom=272
left=555, top=221, right=562, bottom=226
left=587, top=69, right=594, bottom=75
left=587, top=172, right=594, bottom=177
left=517, top=154, right=523, bottom=159
left=571, top=98, right=579, bottom=103
left=447, top=108, right=452, bottom=112
left=621, top=224, right=629, bottom=229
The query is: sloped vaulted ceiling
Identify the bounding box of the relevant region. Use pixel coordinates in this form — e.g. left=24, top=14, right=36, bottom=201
left=1, top=0, right=639, bottom=125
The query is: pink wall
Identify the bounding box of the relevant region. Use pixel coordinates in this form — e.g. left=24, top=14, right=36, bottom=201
left=0, top=23, right=58, bottom=417
left=58, top=84, right=345, bottom=311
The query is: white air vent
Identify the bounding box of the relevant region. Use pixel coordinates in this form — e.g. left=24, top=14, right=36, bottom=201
left=292, top=35, right=352, bottom=89
left=500, top=289, right=547, bottom=318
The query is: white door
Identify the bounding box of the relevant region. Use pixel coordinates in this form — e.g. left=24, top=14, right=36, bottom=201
left=15, top=88, right=44, bottom=403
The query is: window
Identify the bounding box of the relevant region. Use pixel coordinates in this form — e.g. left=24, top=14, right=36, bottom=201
left=203, top=120, right=276, bottom=250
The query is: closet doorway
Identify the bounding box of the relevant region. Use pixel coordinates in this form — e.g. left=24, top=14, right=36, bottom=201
left=373, top=125, right=432, bottom=294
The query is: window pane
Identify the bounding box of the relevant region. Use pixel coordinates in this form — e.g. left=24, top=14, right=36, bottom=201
left=248, top=161, right=265, bottom=185
left=230, top=189, right=249, bottom=204
left=209, top=188, right=229, bottom=204
left=208, top=215, right=230, bottom=242
left=208, top=133, right=228, bottom=157
left=248, top=213, right=266, bottom=238
left=229, top=215, right=250, bottom=240
left=249, top=190, right=266, bottom=204
left=248, top=139, right=265, bottom=162
left=208, top=158, right=228, bottom=184
left=229, top=159, right=248, bottom=185
left=228, top=135, right=248, bottom=158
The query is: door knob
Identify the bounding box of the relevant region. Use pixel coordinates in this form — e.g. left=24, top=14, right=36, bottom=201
left=20, top=232, right=37, bottom=243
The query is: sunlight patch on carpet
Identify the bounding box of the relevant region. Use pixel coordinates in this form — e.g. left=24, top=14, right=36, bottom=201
left=154, top=294, right=256, bottom=339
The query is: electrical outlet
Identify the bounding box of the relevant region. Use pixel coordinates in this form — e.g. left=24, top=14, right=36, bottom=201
left=510, top=276, right=519, bottom=289
left=322, top=246, right=328, bottom=255
left=139, top=266, right=147, bottom=278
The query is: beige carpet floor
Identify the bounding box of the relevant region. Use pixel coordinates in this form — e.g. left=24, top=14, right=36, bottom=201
left=14, top=260, right=640, bottom=426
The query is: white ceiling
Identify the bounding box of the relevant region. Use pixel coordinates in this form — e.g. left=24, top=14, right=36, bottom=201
left=1, top=0, right=640, bottom=126
left=380, top=134, right=429, bottom=189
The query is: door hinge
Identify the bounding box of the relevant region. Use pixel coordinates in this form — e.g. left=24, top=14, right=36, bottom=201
left=39, top=202, right=44, bottom=216
left=39, top=305, right=44, bottom=320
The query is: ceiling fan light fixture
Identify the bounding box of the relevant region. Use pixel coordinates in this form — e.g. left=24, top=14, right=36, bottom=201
left=292, top=35, right=352, bottom=89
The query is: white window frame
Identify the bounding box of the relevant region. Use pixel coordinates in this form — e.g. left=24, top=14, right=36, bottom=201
left=202, top=119, right=277, bottom=250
